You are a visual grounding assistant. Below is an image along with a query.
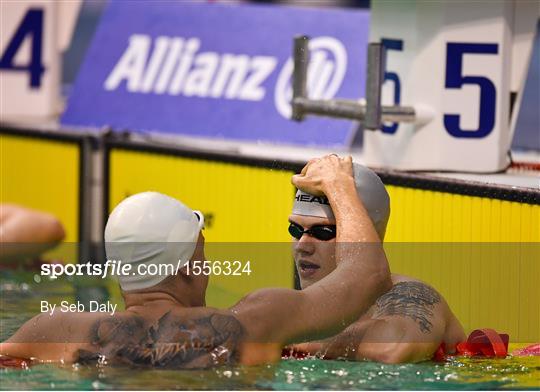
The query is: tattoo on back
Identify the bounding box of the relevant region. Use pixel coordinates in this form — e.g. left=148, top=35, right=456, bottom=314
left=373, top=282, right=441, bottom=333
left=78, top=312, right=244, bottom=369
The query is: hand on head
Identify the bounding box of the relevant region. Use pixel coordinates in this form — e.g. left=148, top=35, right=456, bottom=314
left=292, top=154, right=354, bottom=196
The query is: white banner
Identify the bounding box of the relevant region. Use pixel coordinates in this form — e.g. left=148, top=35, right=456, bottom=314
left=0, top=0, right=81, bottom=120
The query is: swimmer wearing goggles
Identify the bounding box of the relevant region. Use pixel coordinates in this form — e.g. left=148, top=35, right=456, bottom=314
left=1, top=155, right=394, bottom=368
left=285, top=159, right=466, bottom=363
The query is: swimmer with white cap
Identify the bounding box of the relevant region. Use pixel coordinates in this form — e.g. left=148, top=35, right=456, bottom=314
left=3, top=156, right=409, bottom=368
left=286, top=158, right=465, bottom=363
left=104, top=191, right=206, bottom=296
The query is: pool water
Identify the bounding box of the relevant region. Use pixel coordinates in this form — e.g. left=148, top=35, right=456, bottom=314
left=2, top=353, right=539, bottom=390
left=1, top=273, right=539, bottom=390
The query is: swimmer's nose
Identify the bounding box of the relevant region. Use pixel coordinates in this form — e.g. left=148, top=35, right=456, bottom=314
left=294, top=234, right=316, bottom=255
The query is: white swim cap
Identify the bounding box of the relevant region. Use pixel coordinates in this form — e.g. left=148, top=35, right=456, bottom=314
left=292, top=163, right=390, bottom=240
left=104, top=192, right=204, bottom=291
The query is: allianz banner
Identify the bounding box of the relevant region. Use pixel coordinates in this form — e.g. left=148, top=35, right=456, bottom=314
left=62, top=2, right=369, bottom=148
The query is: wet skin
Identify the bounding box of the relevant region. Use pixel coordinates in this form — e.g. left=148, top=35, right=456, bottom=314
left=1, top=155, right=395, bottom=367
left=288, top=213, right=466, bottom=363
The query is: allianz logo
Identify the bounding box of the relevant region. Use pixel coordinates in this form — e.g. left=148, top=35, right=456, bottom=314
left=104, top=34, right=347, bottom=118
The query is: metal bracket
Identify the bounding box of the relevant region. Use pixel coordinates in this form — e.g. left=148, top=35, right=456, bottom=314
left=291, top=35, right=417, bottom=130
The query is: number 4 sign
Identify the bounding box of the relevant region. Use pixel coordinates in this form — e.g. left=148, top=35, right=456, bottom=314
left=0, top=1, right=81, bottom=120
left=364, top=0, right=539, bottom=172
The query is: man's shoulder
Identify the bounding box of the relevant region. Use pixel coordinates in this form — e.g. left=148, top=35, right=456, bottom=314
left=356, top=276, right=443, bottom=321
left=389, top=275, right=445, bottom=301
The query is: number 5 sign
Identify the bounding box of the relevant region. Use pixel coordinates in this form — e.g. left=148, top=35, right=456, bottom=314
left=0, top=1, right=81, bottom=120
left=364, top=0, right=539, bottom=172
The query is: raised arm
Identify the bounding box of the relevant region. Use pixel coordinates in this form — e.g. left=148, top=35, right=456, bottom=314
left=232, top=155, right=392, bottom=348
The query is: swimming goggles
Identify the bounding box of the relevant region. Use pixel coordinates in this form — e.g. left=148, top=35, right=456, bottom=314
left=288, top=222, right=336, bottom=241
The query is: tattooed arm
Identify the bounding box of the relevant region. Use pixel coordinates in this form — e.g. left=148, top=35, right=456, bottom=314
left=291, top=279, right=465, bottom=363
left=354, top=281, right=450, bottom=363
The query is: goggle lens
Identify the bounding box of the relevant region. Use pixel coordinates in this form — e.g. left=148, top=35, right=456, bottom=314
left=288, top=222, right=336, bottom=241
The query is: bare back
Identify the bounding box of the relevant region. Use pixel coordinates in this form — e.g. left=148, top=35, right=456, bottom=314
left=2, top=306, right=249, bottom=368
